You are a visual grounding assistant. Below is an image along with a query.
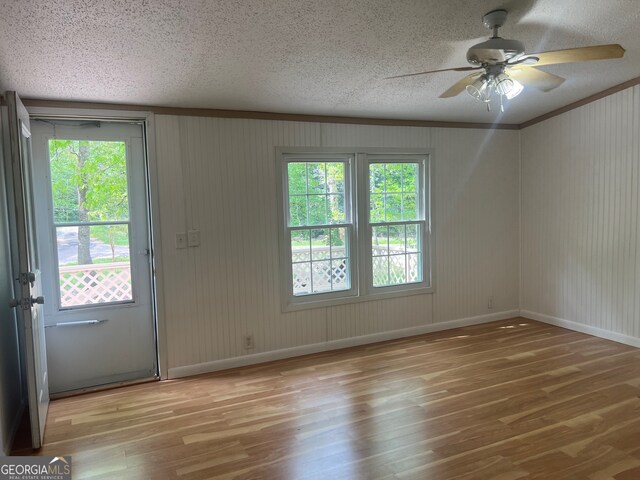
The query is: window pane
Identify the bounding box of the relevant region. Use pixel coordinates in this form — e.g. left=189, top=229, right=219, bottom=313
left=369, top=162, right=422, bottom=224
left=330, top=227, right=348, bottom=259
left=311, top=229, right=330, bottom=260
left=308, top=195, right=328, bottom=225
left=407, top=224, right=420, bottom=252
left=407, top=253, right=422, bottom=282
left=402, top=163, right=418, bottom=192
left=402, top=193, right=418, bottom=221
left=388, top=225, right=406, bottom=254
left=291, top=227, right=350, bottom=296
left=372, top=256, right=389, bottom=287
left=287, top=163, right=307, bottom=194
left=371, top=222, right=423, bottom=288
left=291, top=230, right=310, bottom=262
left=287, top=161, right=347, bottom=228
left=57, top=225, right=132, bottom=307
left=49, top=139, right=129, bottom=223
left=326, top=162, right=345, bottom=194
left=292, top=262, right=312, bottom=295
left=369, top=163, right=385, bottom=193
left=312, top=261, right=332, bottom=293
left=307, top=163, right=326, bottom=194
left=331, top=259, right=349, bottom=289
left=385, top=164, right=403, bottom=192
left=370, top=193, right=385, bottom=223
left=385, top=194, right=402, bottom=221
left=289, top=195, right=307, bottom=226
left=372, top=226, right=388, bottom=256
left=389, top=255, right=407, bottom=284
left=328, top=194, right=345, bottom=223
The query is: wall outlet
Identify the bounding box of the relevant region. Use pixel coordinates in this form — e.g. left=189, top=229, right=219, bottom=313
left=243, top=334, right=254, bottom=350
left=487, top=296, right=494, bottom=310
left=175, top=232, right=187, bottom=249
left=187, top=229, right=200, bottom=247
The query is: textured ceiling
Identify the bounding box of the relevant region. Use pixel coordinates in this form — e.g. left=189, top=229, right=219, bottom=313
left=0, top=0, right=638, bottom=124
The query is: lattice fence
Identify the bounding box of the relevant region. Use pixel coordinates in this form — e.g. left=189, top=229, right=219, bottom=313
left=59, top=262, right=132, bottom=307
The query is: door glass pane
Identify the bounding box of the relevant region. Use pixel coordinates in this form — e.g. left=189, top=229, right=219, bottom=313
left=49, top=139, right=129, bottom=223
left=56, top=225, right=132, bottom=307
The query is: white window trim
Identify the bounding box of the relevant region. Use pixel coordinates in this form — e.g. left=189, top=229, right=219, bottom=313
left=277, top=147, right=435, bottom=312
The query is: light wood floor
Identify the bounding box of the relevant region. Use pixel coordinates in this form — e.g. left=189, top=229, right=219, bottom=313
left=18, top=318, right=640, bottom=479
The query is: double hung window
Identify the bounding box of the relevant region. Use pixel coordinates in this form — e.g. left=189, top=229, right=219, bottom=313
left=278, top=149, right=433, bottom=310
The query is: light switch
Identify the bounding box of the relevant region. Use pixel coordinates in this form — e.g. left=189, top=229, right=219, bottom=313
left=188, top=229, right=200, bottom=247
left=175, top=232, right=187, bottom=249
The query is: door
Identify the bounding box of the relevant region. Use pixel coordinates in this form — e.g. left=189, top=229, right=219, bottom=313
left=3, top=92, right=49, bottom=449
left=31, top=119, right=157, bottom=394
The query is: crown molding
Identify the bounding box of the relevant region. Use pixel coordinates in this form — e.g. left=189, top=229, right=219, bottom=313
left=21, top=98, right=519, bottom=130
left=519, top=75, right=640, bottom=129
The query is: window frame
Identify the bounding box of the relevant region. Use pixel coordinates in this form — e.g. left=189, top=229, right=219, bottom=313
left=277, top=152, right=360, bottom=309
left=277, top=147, right=434, bottom=312
left=362, top=154, right=433, bottom=296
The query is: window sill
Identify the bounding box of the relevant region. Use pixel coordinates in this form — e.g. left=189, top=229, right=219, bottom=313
left=282, top=285, right=435, bottom=313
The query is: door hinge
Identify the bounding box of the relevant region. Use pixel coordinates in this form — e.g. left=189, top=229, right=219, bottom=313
left=19, top=272, right=36, bottom=286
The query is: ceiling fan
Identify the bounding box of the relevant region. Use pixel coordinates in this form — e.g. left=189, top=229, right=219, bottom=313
left=388, top=9, right=625, bottom=112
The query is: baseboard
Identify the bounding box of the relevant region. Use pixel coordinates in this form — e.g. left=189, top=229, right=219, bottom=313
left=520, top=310, right=640, bottom=348
left=168, top=309, right=520, bottom=379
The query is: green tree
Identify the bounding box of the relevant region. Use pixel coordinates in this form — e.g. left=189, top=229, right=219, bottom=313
left=49, top=140, right=129, bottom=264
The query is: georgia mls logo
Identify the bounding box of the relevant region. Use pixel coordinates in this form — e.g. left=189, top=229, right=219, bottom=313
left=0, top=455, right=72, bottom=480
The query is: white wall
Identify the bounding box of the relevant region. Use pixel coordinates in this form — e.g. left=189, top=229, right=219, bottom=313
left=521, top=85, right=640, bottom=344
left=154, top=117, right=520, bottom=376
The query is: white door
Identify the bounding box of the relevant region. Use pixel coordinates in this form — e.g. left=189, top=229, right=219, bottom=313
left=31, top=119, right=157, bottom=394
left=4, top=92, right=49, bottom=448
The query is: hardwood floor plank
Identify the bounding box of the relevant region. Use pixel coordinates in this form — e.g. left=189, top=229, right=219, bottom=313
left=16, top=319, right=640, bottom=479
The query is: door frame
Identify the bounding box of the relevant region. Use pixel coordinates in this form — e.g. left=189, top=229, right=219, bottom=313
left=24, top=105, right=169, bottom=381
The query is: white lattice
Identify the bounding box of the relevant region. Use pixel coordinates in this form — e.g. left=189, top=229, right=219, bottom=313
left=59, top=262, right=132, bottom=307
left=292, top=252, right=349, bottom=295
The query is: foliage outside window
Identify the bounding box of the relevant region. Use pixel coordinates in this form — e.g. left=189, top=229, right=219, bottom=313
left=278, top=149, right=433, bottom=311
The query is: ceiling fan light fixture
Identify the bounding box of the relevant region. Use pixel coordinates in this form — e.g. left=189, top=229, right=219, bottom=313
left=465, top=76, right=491, bottom=102
left=494, top=72, right=514, bottom=96
left=505, top=78, right=524, bottom=99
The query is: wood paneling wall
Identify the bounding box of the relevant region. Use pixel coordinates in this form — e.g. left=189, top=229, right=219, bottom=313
left=155, top=117, right=520, bottom=374
left=521, top=85, right=640, bottom=341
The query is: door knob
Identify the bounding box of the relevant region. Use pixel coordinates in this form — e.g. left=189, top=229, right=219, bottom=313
left=9, top=296, right=44, bottom=309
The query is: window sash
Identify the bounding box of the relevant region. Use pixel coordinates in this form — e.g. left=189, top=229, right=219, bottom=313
left=283, top=156, right=353, bottom=228
left=288, top=225, right=353, bottom=296
left=363, top=155, right=429, bottom=293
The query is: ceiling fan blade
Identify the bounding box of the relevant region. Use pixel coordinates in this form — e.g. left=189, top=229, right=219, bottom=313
left=529, top=44, right=625, bottom=67
left=509, top=67, right=565, bottom=92
left=439, top=73, right=483, bottom=98
left=508, top=56, right=539, bottom=66
left=386, top=66, right=481, bottom=80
